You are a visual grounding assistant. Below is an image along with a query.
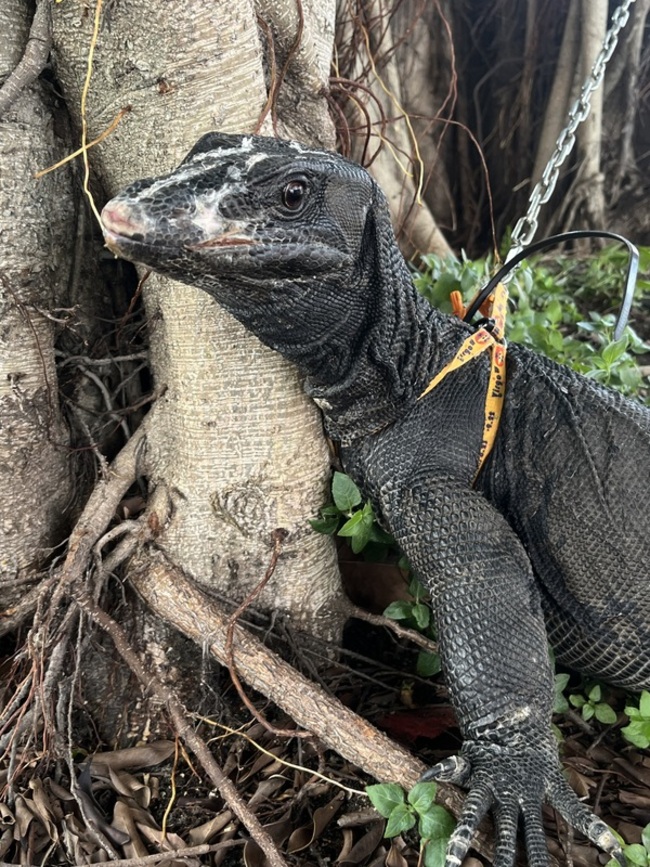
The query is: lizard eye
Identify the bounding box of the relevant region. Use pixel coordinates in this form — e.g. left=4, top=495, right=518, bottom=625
left=282, top=179, right=307, bottom=211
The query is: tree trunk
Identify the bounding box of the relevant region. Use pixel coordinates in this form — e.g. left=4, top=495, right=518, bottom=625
left=49, top=0, right=344, bottom=648
left=0, top=0, right=75, bottom=607
left=531, top=0, right=579, bottom=188
left=573, top=0, right=608, bottom=227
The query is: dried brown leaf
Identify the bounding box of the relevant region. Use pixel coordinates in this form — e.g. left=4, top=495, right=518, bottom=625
left=613, top=757, right=650, bottom=788
left=135, top=823, right=202, bottom=867
left=187, top=810, right=234, bottom=845
left=89, top=741, right=175, bottom=772
left=338, top=820, right=385, bottom=864
left=12, top=795, right=35, bottom=840
left=247, top=777, right=286, bottom=809
left=287, top=791, right=345, bottom=853
left=107, top=766, right=152, bottom=807
left=0, top=827, right=12, bottom=860
left=386, top=837, right=409, bottom=867
left=28, top=779, right=59, bottom=842
left=618, top=790, right=650, bottom=809
left=0, top=802, right=14, bottom=827
left=112, top=798, right=150, bottom=858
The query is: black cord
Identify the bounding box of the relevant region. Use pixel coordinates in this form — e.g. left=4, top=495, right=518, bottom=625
left=463, top=230, right=639, bottom=341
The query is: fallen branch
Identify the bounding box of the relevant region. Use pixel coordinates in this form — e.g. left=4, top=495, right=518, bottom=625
left=129, top=549, right=462, bottom=809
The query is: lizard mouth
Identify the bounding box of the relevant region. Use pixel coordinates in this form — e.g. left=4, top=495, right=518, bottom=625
left=185, top=231, right=257, bottom=250
left=101, top=202, right=256, bottom=259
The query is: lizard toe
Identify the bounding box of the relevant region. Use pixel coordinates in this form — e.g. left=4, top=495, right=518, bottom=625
left=443, top=781, right=492, bottom=867
left=521, top=798, right=551, bottom=867
left=421, top=753, right=472, bottom=786
left=547, top=767, right=623, bottom=864
left=493, top=796, right=521, bottom=867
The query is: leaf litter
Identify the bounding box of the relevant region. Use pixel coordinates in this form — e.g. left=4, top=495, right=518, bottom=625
left=1, top=614, right=649, bottom=866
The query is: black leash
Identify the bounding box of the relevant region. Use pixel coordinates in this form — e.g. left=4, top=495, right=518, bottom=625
left=464, top=230, right=639, bottom=341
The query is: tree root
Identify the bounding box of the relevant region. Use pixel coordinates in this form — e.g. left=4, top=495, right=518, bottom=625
left=75, top=591, right=291, bottom=867
left=128, top=549, right=465, bottom=811
left=2, top=421, right=493, bottom=859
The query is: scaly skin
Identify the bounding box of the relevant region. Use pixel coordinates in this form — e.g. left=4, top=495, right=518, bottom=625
left=101, top=132, right=650, bottom=867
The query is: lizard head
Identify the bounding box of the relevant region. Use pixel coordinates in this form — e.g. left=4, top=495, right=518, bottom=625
left=101, top=132, right=403, bottom=381
left=102, top=132, right=375, bottom=289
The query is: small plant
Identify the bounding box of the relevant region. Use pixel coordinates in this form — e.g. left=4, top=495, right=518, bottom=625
left=366, top=781, right=455, bottom=867
left=384, top=577, right=441, bottom=676
left=568, top=683, right=617, bottom=724
left=310, top=471, right=394, bottom=557
left=553, top=672, right=570, bottom=714
left=622, top=690, right=650, bottom=749
left=415, top=248, right=650, bottom=403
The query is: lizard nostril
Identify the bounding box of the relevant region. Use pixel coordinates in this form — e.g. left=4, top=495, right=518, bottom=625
left=101, top=201, right=144, bottom=238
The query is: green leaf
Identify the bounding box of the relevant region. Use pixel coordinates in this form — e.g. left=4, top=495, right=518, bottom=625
left=642, top=823, right=650, bottom=853
left=623, top=844, right=649, bottom=866
left=587, top=684, right=602, bottom=703
left=385, top=803, right=416, bottom=838
left=320, top=504, right=343, bottom=516
left=331, top=471, right=362, bottom=512
left=554, top=673, right=570, bottom=713
left=546, top=299, right=562, bottom=324
left=582, top=702, right=594, bottom=721
left=601, top=338, right=628, bottom=367
left=641, top=825, right=650, bottom=852
left=412, top=602, right=431, bottom=630
left=594, top=703, right=617, bottom=725
left=419, top=804, right=456, bottom=842
left=621, top=721, right=650, bottom=749
left=408, top=782, right=438, bottom=814
left=625, top=706, right=642, bottom=721
left=569, top=693, right=586, bottom=708
left=384, top=600, right=414, bottom=621
left=546, top=329, right=565, bottom=353
left=417, top=650, right=442, bottom=677
left=366, top=783, right=405, bottom=818
left=337, top=509, right=363, bottom=534
left=309, top=515, right=340, bottom=535
left=640, top=690, right=650, bottom=719
left=423, top=835, right=448, bottom=867
left=338, top=502, right=375, bottom=552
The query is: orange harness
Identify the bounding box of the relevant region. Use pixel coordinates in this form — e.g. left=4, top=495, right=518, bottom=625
left=417, top=282, right=509, bottom=478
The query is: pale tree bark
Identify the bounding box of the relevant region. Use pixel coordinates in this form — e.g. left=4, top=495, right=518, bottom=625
left=531, top=0, right=580, bottom=188
left=0, top=0, right=75, bottom=607
left=571, top=0, right=608, bottom=227
left=50, top=0, right=345, bottom=646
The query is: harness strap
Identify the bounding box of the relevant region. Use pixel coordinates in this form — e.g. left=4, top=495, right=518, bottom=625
left=417, top=282, right=509, bottom=478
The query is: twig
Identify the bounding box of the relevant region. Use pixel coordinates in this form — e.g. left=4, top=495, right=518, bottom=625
left=0, top=841, right=242, bottom=867
left=348, top=604, right=439, bottom=654
left=224, top=529, right=310, bottom=738
left=49, top=421, right=148, bottom=611
left=75, top=592, right=291, bottom=867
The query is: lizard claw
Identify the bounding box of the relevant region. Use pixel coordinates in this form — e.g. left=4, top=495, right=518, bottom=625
left=421, top=743, right=624, bottom=867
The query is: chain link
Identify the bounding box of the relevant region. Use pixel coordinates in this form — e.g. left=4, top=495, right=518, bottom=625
left=507, top=0, right=637, bottom=260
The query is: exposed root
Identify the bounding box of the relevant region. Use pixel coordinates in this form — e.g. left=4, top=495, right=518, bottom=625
left=75, top=592, right=291, bottom=867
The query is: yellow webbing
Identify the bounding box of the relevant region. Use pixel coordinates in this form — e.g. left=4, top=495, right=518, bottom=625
left=418, top=282, right=508, bottom=477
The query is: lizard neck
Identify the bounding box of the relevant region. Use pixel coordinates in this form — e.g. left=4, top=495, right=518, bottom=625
left=304, top=272, right=471, bottom=444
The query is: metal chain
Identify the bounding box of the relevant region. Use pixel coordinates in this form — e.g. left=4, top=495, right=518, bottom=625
left=507, top=0, right=637, bottom=260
